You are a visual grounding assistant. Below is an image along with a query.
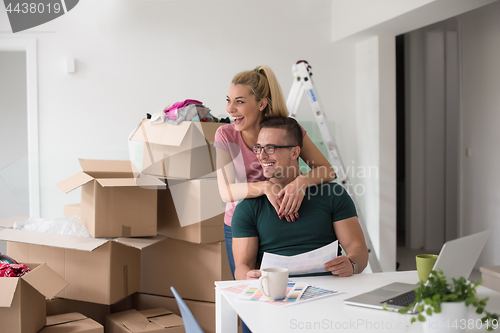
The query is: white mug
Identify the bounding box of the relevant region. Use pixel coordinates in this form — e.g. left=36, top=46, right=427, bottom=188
left=259, top=267, right=289, bottom=300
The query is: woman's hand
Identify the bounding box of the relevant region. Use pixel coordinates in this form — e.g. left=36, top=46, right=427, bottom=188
left=276, top=178, right=306, bottom=222
left=264, top=182, right=283, bottom=217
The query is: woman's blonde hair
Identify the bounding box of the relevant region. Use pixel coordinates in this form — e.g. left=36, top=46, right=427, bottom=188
left=231, top=65, right=289, bottom=117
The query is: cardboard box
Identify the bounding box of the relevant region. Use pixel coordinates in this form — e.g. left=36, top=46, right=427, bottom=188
left=157, top=178, right=225, bottom=243
left=106, top=308, right=184, bottom=333
left=46, top=295, right=134, bottom=326
left=130, top=119, right=224, bottom=179
left=64, top=203, right=81, bottom=218
left=133, top=293, right=215, bottom=333
left=0, top=228, right=162, bottom=305
left=140, top=238, right=231, bottom=302
left=480, top=266, right=500, bottom=293
left=0, top=263, right=68, bottom=333
left=0, top=215, right=25, bottom=229
left=56, top=159, right=163, bottom=238
left=40, top=313, right=103, bottom=333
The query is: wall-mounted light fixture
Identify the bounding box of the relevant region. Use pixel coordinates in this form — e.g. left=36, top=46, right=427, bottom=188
left=66, top=58, right=75, bottom=74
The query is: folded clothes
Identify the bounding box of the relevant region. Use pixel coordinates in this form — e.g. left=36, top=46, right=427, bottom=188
left=165, top=104, right=213, bottom=125
left=164, top=99, right=203, bottom=120
left=0, top=263, right=31, bottom=277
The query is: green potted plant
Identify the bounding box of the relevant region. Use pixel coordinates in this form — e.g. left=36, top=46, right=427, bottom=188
left=396, top=269, right=499, bottom=332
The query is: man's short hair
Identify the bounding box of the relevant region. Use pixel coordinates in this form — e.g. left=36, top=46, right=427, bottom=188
left=259, top=116, right=303, bottom=149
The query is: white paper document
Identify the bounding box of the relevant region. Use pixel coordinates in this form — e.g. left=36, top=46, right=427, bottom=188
left=260, top=240, right=338, bottom=275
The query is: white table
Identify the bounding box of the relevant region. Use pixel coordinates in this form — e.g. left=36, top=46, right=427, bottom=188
left=215, top=271, right=500, bottom=333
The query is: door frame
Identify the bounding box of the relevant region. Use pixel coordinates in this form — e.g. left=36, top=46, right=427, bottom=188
left=0, top=39, right=39, bottom=217
left=404, top=19, right=460, bottom=250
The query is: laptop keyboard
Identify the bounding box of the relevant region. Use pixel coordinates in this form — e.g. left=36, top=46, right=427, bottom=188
left=381, top=290, right=416, bottom=307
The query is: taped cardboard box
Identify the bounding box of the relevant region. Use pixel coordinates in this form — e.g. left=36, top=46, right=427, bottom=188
left=46, top=295, right=134, bottom=326
left=56, top=159, right=163, bottom=238
left=106, top=308, right=184, bottom=333
left=0, top=262, right=68, bottom=333
left=133, top=293, right=215, bottom=333
left=0, top=228, right=162, bottom=305
left=140, top=237, right=231, bottom=302
left=40, top=313, right=103, bottom=333
left=129, top=119, right=224, bottom=179
left=157, top=177, right=225, bottom=244
left=480, top=266, right=500, bottom=293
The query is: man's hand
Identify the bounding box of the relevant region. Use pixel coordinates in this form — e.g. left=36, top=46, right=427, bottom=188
left=246, top=269, right=261, bottom=279
left=324, top=255, right=354, bottom=277
left=276, top=178, right=306, bottom=222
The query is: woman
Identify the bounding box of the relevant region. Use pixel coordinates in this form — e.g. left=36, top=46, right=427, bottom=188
left=214, top=65, right=336, bottom=277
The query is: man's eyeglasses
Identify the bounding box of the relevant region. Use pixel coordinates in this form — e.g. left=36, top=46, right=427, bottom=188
left=252, top=145, right=296, bottom=155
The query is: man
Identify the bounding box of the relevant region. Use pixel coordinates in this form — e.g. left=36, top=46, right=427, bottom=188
left=232, top=117, right=369, bottom=280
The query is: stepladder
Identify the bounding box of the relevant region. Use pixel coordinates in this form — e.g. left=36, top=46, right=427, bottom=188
left=286, top=60, right=383, bottom=273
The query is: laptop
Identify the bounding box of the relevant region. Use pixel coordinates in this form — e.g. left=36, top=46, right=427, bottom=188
left=344, top=231, right=489, bottom=313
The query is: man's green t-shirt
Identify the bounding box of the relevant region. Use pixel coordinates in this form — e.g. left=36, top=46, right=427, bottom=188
left=231, top=182, right=357, bottom=269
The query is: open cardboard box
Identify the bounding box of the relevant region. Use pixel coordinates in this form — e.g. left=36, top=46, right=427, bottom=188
left=140, top=237, right=231, bottom=302
left=129, top=119, right=224, bottom=179
left=157, top=177, right=225, bottom=243
left=480, top=266, right=500, bottom=293
left=40, top=313, right=103, bottom=333
left=56, top=159, right=164, bottom=238
left=133, top=293, right=215, bottom=333
left=0, top=224, right=162, bottom=305
left=0, top=262, right=68, bottom=333
left=64, top=176, right=226, bottom=244
left=106, top=308, right=184, bottom=333
left=46, top=294, right=134, bottom=326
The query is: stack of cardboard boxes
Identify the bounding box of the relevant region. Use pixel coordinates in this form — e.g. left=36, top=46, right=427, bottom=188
left=0, top=119, right=232, bottom=333
left=130, top=119, right=232, bottom=333
left=0, top=261, right=69, bottom=333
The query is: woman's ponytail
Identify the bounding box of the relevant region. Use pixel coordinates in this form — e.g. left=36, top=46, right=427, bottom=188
left=232, top=65, right=289, bottom=117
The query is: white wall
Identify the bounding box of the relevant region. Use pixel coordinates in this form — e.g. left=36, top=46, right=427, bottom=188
left=0, top=0, right=336, bottom=218
left=331, top=0, right=497, bottom=43
left=1, top=0, right=498, bottom=269
left=352, top=35, right=397, bottom=272
left=0, top=51, right=29, bottom=218
left=0, top=50, right=29, bottom=256
left=328, top=0, right=498, bottom=271
left=458, top=1, right=500, bottom=267
left=331, top=0, right=435, bottom=42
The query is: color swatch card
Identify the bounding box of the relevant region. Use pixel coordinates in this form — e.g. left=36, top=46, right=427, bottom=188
left=298, top=285, right=340, bottom=303
left=236, top=281, right=309, bottom=307
left=220, top=283, right=250, bottom=295
left=260, top=240, right=338, bottom=275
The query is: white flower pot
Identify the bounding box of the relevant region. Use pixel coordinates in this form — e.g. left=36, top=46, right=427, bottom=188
left=422, top=301, right=469, bottom=333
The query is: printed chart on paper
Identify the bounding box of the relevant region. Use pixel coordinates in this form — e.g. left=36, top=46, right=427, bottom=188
left=220, top=281, right=341, bottom=306
left=260, top=240, right=338, bottom=275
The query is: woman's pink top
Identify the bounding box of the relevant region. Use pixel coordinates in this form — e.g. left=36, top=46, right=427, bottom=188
left=214, top=123, right=306, bottom=226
